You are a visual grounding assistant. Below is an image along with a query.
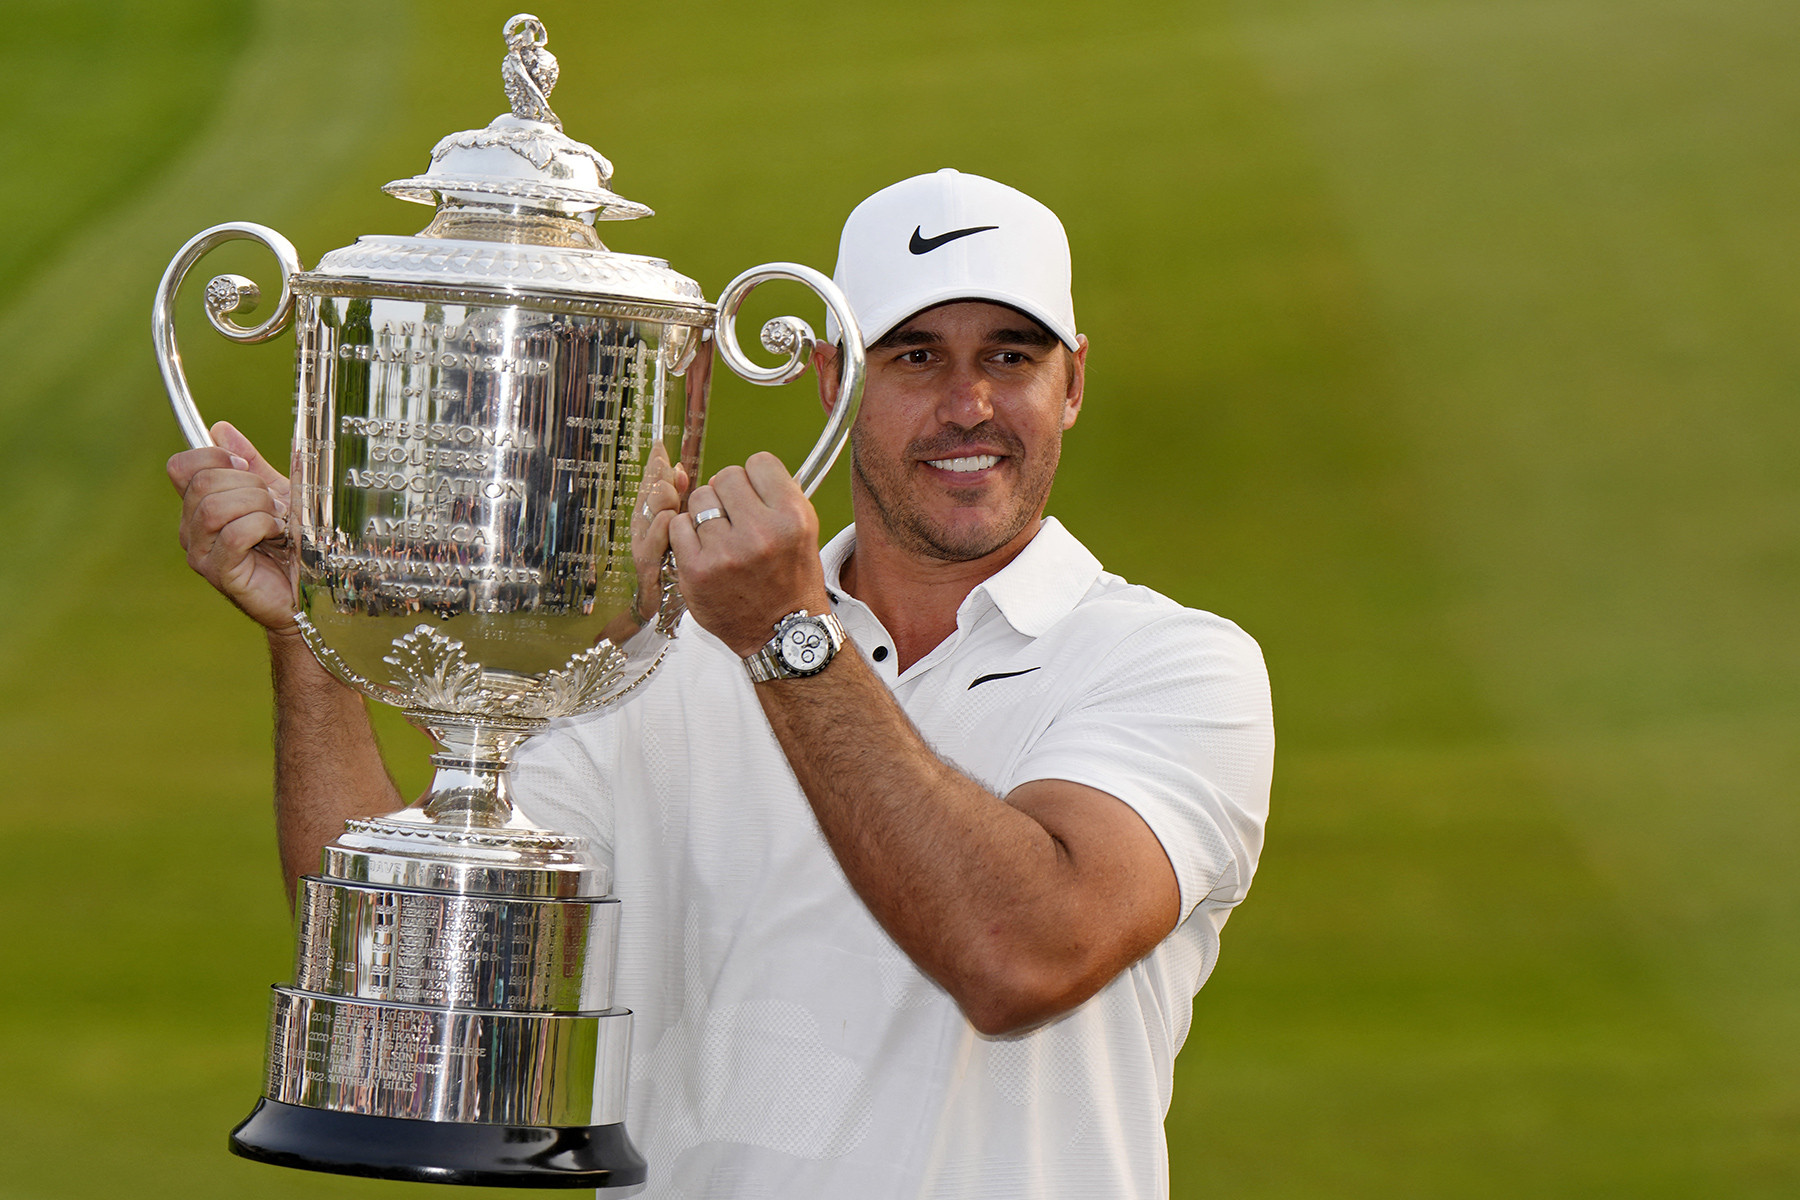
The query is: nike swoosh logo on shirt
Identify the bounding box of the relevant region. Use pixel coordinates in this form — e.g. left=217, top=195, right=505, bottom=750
left=909, top=225, right=999, bottom=255
left=967, top=667, right=1042, bottom=690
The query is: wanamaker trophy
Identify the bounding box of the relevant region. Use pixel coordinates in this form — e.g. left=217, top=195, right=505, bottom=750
left=152, top=14, right=864, bottom=1190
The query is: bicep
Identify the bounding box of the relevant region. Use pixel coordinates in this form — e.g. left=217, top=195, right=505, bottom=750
left=1007, top=777, right=1182, bottom=972
left=1010, top=613, right=1274, bottom=922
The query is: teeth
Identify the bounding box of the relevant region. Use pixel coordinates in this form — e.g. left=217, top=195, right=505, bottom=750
left=927, top=455, right=999, bottom=472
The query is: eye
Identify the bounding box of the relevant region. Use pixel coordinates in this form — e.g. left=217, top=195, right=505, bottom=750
left=993, top=350, right=1029, bottom=366
left=898, top=348, right=933, bottom=365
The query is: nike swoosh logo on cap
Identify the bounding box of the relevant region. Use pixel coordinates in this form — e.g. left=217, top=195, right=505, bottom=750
left=909, top=225, right=999, bottom=255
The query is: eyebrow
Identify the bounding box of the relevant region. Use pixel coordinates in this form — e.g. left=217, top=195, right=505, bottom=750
left=990, top=325, right=1059, bottom=348
left=870, top=324, right=1059, bottom=351
left=870, top=327, right=941, bottom=350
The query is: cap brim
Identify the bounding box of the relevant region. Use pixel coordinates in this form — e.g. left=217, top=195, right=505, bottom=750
left=856, top=286, right=1080, bottom=351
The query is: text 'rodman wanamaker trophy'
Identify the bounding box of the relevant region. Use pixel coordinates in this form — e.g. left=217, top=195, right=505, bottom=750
left=152, top=14, right=863, bottom=1192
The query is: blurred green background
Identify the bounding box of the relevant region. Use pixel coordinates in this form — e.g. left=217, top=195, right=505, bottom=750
left=1, top=0, right=1795, bottom=1195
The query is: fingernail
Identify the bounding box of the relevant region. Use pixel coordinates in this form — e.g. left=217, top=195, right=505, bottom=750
left=229, top=454, right=250, bottom=470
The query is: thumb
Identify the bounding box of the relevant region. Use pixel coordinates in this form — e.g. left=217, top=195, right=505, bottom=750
left=212, top=420, right=287, bottom=487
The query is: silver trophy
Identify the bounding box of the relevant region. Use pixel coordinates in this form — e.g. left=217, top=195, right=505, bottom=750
left=152, top=14, right=864, bottom=1190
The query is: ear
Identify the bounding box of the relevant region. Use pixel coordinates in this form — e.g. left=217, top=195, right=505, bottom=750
left=1061, top=334, right=1088, bottom=431
left=813, top=343, right=842, bottom=415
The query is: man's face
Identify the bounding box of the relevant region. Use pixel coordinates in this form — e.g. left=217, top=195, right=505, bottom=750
left=843, top=300, right=1086, bottom=564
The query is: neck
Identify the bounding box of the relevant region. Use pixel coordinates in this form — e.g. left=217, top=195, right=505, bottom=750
left=839, top=515, right=1043, bottom=672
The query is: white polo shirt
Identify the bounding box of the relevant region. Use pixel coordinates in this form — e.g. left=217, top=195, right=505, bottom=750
left=513, top=517, right=1273, bottom=1200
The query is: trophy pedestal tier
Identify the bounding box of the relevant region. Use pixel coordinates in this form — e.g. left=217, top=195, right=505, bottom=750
left=231, top=1098, right=646, bottom=1191
left=292, top=877, right=620, bottom=1010
left=262, top=990, right=632, bottom=1124
left=240, top=809, right=639, bottom=1188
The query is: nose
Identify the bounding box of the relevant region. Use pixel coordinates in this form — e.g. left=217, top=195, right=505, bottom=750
left=936, top=362, right=994, bottom=429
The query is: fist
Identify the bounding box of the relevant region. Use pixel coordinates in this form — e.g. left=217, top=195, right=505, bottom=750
left=667, top=452, right=831, bottom=656
left=167, top=420, right=297, bottom=633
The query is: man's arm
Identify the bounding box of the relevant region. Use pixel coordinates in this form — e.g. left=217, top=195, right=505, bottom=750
left=758, top=651, right=1180, bottom=1035
left=669, top=455, right=1181, bottom=1036
left=170, top=421, right=401, bottom=900
left=268, top=630, right=404, bottom=896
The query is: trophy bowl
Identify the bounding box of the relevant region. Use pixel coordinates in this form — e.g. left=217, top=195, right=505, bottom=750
left=152, top=13, right=863, bottom=1190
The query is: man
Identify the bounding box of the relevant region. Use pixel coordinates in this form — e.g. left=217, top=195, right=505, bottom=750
left=171, top=168, right=1273, bottom=1198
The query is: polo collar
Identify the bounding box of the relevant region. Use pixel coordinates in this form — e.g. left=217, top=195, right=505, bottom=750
left=819, top=516, right=1102, bottom=639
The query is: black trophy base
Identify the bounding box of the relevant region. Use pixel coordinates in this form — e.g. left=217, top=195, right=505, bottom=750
left=230, top=1098, right=648, bottom=1190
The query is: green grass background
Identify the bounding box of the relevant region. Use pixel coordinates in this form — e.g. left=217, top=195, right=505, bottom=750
left=1, top=0, right=1795, bottom=1195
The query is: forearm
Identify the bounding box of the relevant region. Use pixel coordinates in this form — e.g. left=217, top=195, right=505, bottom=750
left=757, top=647, right=1148, bottom=1032
left=663, top=454, right=1178, bottom=1031
left=270, top=629, right=403, bottom=901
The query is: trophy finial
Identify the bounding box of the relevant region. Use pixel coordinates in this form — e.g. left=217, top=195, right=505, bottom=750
left=502, top=14, right=561, bottom=130
left=382, top=13, right=652, bottom=223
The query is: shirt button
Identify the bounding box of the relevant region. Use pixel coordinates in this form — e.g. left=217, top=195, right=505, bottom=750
left=872, top=646, right=890, bottom=662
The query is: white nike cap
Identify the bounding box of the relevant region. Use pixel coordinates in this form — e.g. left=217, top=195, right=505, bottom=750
left=826, top=168, right=1078, bottom=350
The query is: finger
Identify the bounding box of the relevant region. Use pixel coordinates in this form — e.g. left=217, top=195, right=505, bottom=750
left=180, top=464, right=283, bottom=556
left=209, top=519, right=294, bottom=623
left=190, top=508, right=283, bottom=582
left=690, top=509, right=732, bottom=541
left=634, top=503, right=676, bottom=550
left=182, top=468, right=279, bottom=523
left=708, top=465, right=764, bottom=517
left=186, top=485, right=279, bottom=555
left=636, top=445, right=673, bottom=516
left=742, top=451, right=799, bottom=503
left=635, top=477, right=682, bottom=525
left=630, top=509, right=677, bottom=621
left=647, top=507, right=676, bottom=551
left=685, top=487, right=733, bottom=541
left=668, top=508, right=703, bottom=564
left=634, top=509, right=676, bottom=572
left=167, top=445, right=238, bottom=494
left=644, top=440, right=673, bottom=480
left=686, top=482, right=722, bottom=520
left=209, top=509, right=286, bottom=565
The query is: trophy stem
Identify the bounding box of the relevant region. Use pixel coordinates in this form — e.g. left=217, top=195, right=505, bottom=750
left=413, top=715, right=540, bottom=828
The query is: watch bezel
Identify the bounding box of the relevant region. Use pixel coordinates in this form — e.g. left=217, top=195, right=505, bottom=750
left=745, top=609, right=844, bottom=683
left=773, top=613, right=835, bottom=676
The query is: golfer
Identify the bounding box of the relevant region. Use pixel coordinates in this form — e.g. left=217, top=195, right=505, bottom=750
left=170, top=168, right=1274, bottom=1199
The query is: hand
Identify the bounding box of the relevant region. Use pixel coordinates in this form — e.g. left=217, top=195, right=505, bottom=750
left=667, top=452, right=832, bottom=656
left=167, top=420, right=298, bottom=634
left=632, top=442, right=689, bottom=618
left=602, top=443, right=690, bottom=643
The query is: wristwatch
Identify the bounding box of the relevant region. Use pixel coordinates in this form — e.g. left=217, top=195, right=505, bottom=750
left=743, top=609, right=846, bottom=682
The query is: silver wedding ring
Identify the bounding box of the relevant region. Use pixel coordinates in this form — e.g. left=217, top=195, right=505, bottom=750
left=693, top=507, right=726, bottom=528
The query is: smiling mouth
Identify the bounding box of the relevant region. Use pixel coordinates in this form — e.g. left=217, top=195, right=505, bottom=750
left=925, top=454, right=1001, bottom=473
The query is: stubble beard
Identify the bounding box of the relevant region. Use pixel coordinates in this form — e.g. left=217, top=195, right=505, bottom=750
left=851, top=422, right=1060, bottom=563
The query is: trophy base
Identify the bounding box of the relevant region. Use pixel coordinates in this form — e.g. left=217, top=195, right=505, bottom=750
left=230, top=1098, right=647, bottom=1191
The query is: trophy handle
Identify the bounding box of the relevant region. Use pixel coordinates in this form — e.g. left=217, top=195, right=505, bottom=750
left=152, top=222, right=302, bottom=448
left=713, top=263, right=866, bottom=497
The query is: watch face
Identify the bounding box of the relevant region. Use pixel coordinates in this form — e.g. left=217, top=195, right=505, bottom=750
left=777, top=618, right=831, bottom=674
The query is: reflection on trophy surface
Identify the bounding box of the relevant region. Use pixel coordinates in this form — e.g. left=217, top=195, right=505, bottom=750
left=152, top=12, right=862, bottom=1190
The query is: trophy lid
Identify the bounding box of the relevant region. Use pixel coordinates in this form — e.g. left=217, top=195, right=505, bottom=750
left=294, top=13, right=711, bottom=322
left=382, top=14, right=651, bottom=223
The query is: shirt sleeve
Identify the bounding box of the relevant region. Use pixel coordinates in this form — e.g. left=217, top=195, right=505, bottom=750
left=1008, top=609, right=1273, bottom=922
